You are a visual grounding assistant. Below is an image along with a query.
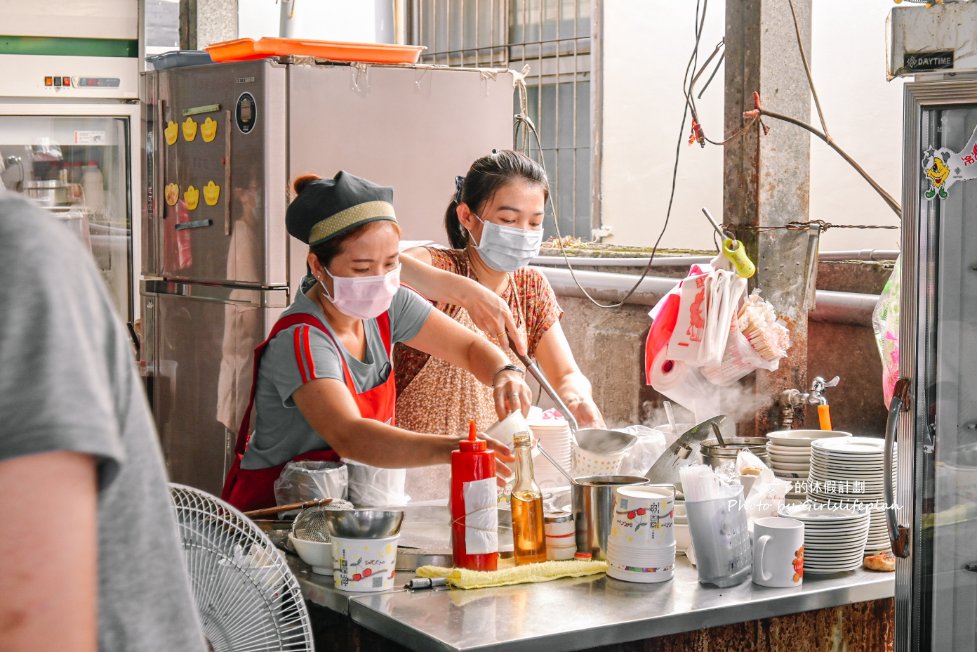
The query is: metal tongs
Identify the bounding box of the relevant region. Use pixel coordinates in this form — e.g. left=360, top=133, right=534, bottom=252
left=507, top=336, right=578, bottom=485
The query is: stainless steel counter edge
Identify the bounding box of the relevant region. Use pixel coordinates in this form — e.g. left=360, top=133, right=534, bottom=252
left=315, top=559, right=895, bottom=652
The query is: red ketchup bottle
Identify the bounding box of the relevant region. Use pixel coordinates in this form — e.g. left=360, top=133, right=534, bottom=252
left=450, top=420, right=499, bottom=571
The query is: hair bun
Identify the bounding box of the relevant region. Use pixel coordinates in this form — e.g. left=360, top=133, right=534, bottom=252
left=293, top=174, right=322, bottom=195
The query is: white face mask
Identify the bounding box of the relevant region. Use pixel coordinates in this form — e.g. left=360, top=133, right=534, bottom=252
left=319, top=264, right=401, bottom=320
left=469, top=214, right=544, bottom=272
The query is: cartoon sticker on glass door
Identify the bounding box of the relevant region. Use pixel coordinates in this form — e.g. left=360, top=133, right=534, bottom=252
left=923, top=123, right=977, bottom=199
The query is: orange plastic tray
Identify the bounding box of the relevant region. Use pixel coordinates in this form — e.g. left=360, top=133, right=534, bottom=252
left=204, top=38, right=425, bottom=64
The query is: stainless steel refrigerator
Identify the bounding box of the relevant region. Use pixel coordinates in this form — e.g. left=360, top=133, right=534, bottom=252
left=141, top=59, right=514, bottom=495
left=889, top=77, right=977, bottom=652
left=0, top=52, right=141, bottom=326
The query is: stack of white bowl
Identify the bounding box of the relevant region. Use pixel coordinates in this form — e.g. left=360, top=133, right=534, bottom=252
left=807, top=436, right=895, bottom=554
left=780, top=504, right=870, bottom=574
left=765, top=430, right=852, bottom=501
left=529, top=416, right=573, bottom=489
left=606, top=485, right=676, bottom=583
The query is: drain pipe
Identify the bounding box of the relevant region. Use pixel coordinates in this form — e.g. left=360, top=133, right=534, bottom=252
left=535, top=267, right=878, bottom=327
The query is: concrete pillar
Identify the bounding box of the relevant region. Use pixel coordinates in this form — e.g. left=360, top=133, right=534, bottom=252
left=180, top=0, right=238, bottom=50
left=723, top=0, right=813, bottom=434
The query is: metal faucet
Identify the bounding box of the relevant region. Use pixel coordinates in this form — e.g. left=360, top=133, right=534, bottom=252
left=777, top=376, right=840, bottom=429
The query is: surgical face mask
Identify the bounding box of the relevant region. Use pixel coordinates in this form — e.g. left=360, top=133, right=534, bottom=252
left=319, top=264, right=401, bottom=320
left=468, top=214, right=544, bottom=272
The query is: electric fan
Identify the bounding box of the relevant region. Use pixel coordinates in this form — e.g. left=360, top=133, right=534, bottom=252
left=169, top=483, right=314, bottom=651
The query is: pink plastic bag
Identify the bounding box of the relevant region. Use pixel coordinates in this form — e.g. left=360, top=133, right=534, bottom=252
left=872, top=256, right=901, bottom=408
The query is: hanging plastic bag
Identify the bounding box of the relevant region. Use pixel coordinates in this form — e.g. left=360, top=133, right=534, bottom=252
left=872, top=255, right=901, bottom=408
left=701, top=323, right=781, bottom=386
left=647, top=354, right=721, bottom=422
left=667, top=269, right=711, bottom=363
left=645, top=292, right=681, bottom=385
left=645, top=263, right=710, bottom=381
left=698, top=270, right=748, bottom=367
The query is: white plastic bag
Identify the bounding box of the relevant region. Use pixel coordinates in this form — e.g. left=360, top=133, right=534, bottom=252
left=345, top=460, right=410, bottom=507
left=698, top=271, right=748, bottom=367
left=274, top=460, right=348, bottom=507
left=701, top=324, right=780, bottom=386
left=648, top=354, right=721, bottom=422
left=616, top=425, right=668, bottom=477
left=736, top=449, right=790, bottom=522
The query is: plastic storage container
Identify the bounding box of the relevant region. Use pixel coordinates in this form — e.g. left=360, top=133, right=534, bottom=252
left=204, top=37, right=425, bottom=64
left=145, top=50, right=214, bottom=70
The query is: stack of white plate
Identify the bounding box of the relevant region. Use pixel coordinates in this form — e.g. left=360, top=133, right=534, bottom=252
left=766, top=430, right=852, bottom=501
left=780, top=504, right=871, bottom=574
left=807, top=436, right=896, bottom=553
left=529, top=417, right=572, bottom=490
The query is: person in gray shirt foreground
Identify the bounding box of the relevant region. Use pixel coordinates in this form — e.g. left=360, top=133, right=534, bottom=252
left=0, top=193, right=207, bottom=651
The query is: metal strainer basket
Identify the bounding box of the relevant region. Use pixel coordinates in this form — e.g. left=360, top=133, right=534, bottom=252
left=290, top=499, right=354, bottom=543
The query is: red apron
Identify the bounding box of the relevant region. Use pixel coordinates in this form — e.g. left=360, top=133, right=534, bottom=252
left=221, top=310, right=397, bottom=512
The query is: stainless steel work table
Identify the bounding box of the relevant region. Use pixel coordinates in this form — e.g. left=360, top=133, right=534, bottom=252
left=288, top=554, right=894, bottom=651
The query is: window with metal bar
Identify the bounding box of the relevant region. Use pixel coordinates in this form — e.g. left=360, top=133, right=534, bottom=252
left=410, top=0, right=593, bottom=239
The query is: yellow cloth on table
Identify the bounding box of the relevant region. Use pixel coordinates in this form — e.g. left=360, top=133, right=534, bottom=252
left=415, top=560, right=607, bottom=590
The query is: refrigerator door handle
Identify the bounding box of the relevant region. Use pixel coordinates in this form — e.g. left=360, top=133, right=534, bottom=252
left=885, top=376, right=911, bottom=558
left=159, top=99, right=168, bottom=221
left=224, top=108, right=232, bottom=236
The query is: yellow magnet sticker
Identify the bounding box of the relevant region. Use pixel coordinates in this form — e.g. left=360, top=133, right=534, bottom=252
left=722, top=238, right=756, bottom=278
left=201, top=116, right=218, bottom=143
left=164, top=120, right=178, bottom=146
left=183, top=185, right=200, bottom=211
left=182, top=117, right=198, bottom=142
left=164, top=182, right=180, bottom=206
left=203, top=180, right=221, bottom=206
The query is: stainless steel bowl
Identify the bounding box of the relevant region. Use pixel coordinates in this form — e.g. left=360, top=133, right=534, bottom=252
left=319, top=509, right=405, bottom=539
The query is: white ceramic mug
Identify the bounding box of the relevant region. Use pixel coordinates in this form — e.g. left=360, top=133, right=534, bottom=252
left=752, top=517, right=805, bottom=588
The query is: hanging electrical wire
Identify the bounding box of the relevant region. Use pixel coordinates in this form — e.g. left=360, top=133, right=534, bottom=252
left=685, top=0, right=901, bottom=219
left=514, top=0, right=711, bottom=309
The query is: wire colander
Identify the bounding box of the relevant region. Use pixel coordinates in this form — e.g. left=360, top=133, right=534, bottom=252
left=169, top=483, right=314, bottom=651
left=291, top=499, right=354, bottom=543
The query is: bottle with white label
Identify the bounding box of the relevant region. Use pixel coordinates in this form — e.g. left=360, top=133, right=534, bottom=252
left=450, top=419, right=499, bottom=571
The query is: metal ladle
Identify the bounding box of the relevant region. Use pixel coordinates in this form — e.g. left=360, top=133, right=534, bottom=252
left=507, top=339, right=636, bottom=482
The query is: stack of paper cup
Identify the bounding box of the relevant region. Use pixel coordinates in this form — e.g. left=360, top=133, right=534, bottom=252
left=606, top=485, right=676, bottom=583
left=530, top=417, right=573, bottom=489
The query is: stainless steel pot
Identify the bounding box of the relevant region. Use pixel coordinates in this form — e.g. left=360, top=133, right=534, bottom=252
left=700, top=437, right=770, bottom=469
left=572, top=475, right=650, bottom=560
left=24, top=180, right=72, bottom=206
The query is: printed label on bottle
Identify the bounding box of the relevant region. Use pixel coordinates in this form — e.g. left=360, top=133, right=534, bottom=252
left=463, top=478, right=499, bottom=555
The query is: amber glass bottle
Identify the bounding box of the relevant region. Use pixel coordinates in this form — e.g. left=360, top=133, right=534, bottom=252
left=510, top=433, right=546, bottom=565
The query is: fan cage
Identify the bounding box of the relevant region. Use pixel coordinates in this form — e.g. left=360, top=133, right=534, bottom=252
left=169, top=483, right=314, bottom=652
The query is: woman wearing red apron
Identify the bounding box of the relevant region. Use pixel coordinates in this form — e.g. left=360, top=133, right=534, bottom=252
left=222, top=171, right=527, bottom=512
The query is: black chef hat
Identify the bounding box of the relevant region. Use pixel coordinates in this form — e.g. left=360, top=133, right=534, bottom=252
left=286, top=170, right=397, bottom=247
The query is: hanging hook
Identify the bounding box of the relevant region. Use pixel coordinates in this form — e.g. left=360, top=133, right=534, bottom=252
left=701, top=207, right=735, bottom=241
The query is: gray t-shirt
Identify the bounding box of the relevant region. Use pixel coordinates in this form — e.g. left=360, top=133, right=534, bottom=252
left=0, top=194, right=207, bottom=651
left=242, top=286, right=433, bottom=469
